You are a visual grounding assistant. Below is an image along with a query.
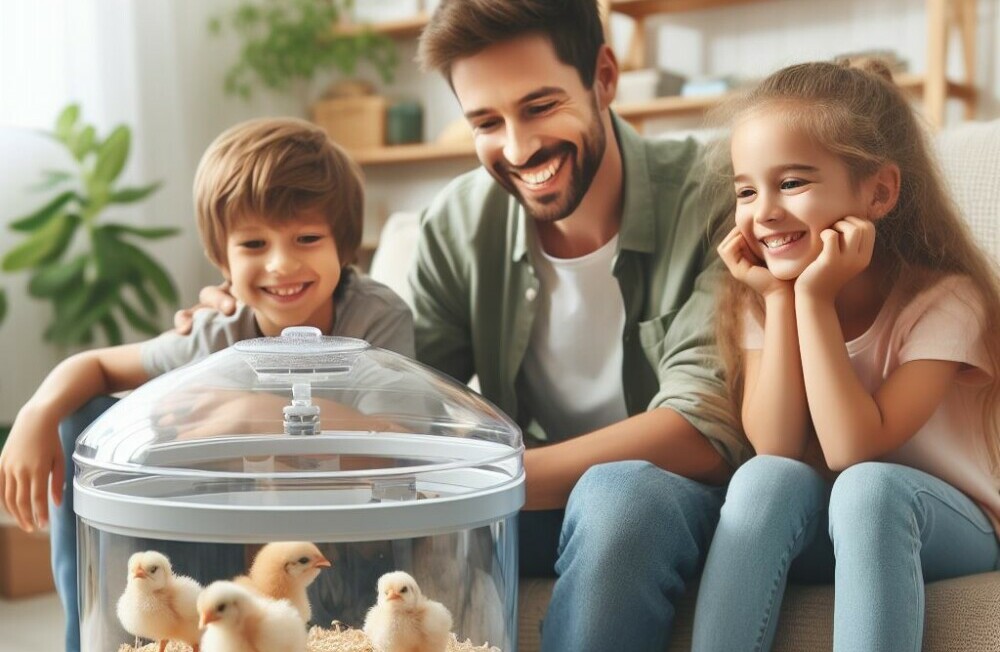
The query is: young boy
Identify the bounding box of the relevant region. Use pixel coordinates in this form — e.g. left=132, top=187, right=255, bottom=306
left=0, top=117, right=413, bottom=651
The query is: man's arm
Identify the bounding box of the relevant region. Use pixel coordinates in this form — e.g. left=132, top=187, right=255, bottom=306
left=409, top=209, right=475, bottom=384
left=0, top=344, right=147, bottom=530
left=523, top=408, right=729, bottom=510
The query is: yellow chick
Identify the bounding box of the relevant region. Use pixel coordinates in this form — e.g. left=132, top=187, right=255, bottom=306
left=198, top=581, right=307, bottom=652
left=363, top=571, right=453, bottom=652
left=233, top=541, right=331, bottom=623
left=116, top=550, right=202, bottom=652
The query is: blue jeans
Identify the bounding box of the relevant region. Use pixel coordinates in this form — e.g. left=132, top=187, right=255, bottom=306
left=51, top=396, right=120, bottom=652
left=523, top=461, right=725, bottom=652
left=692, top=456, right=1000, bottom=652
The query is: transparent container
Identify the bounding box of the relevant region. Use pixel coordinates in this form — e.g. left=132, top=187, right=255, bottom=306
left=74, top=327, right=524, bottom=651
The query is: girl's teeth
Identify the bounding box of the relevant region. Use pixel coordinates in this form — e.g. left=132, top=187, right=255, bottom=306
left=763, top=233, right=803, bottom=248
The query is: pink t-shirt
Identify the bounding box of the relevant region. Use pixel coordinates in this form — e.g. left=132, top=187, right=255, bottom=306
left=743, top=275, right=1000, bottom=529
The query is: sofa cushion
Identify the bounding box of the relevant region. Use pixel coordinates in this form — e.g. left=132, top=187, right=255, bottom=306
left=518, top=572, right=1000, bottom=652
left=937, top=119, right=1000, bottom=263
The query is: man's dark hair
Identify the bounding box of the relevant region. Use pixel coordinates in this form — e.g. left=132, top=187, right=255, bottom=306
left=417, top=0, right=605, bottom=87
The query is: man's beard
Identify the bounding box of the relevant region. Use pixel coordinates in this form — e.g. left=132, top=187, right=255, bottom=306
left=491, top=103, right=607, bottom=223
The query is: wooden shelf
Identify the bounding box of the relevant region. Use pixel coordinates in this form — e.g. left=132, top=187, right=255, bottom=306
left=333, top=12, right=430, bottom=38
left=350, top=141, right=476, bottom=166
left=348, top=73, right=974, bottom=166
left=608, top=0, right=760, bottom=19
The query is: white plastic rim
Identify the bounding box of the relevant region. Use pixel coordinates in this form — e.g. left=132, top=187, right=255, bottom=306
left=74, top=434, right=525, bottom=543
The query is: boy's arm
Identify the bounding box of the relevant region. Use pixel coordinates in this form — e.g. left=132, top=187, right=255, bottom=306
left=0, top=344, right=147, bottom=531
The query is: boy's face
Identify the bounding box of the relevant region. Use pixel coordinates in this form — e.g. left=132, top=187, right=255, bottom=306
left=450, top=34, right=608, bottom=223
left=222, top=209, right=341, bottom=336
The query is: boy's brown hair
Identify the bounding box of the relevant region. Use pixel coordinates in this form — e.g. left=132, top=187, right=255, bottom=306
left=194, top=117, right=364, bottom=268
left=417, top=0, right=605, bottom=87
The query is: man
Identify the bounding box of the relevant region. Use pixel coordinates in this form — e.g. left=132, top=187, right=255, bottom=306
left=181, top=2, right=750, bottom=649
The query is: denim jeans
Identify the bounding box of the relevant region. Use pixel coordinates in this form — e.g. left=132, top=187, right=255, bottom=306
left=692, top=456, right=1000, bottom=652
left=523, top=460, right=725, bottom=652
left=51, top=396, right=119, bottom=652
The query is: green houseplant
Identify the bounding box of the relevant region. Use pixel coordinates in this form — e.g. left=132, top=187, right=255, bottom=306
left=1, top=104, right=178, bottom=347
left=210, top=0, right=399, bottom=99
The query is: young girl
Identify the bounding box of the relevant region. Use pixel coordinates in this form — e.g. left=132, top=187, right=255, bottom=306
left=692, top=59, right=1000, bottom=651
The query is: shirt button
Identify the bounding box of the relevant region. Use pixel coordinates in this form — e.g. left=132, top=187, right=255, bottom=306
left=525, top=287, right=537, bottom=302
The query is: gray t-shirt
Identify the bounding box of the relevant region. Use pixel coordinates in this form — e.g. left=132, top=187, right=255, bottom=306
left=141, top=270, right=414, bottom=378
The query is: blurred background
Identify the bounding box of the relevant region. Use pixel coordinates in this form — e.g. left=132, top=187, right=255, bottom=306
left=0, top=0, right=997, bottom=441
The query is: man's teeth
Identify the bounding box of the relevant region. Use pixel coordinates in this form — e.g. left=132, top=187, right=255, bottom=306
left=762, top=233, right=803, bottom=249
left=519, top=157, right=563, bottom=186
left=266, top=284, right=305, bottom=296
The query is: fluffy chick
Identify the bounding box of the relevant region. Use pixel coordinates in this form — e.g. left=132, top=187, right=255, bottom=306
left=198, top=581, right=307, bottom=652
left=233, top=541, right=331, bottom=623
left=116, top=550, right=202, bottom=652
left=363, top=571, right=453, bottom=652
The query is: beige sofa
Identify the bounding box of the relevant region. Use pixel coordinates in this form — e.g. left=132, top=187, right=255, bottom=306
left=371, top=119, right=1000, bottom=651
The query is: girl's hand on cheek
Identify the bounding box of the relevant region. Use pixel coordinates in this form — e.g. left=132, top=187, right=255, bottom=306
left=717, top=226, right=793, bottom=298
left=795, top=216, right=875, bottom=301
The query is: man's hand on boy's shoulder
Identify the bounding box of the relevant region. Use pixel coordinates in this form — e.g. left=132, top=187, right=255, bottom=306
left=173, top=281, right=237, bottom=335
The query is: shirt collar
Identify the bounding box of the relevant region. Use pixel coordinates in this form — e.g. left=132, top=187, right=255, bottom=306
left=511, top=111, right=655, bottom=263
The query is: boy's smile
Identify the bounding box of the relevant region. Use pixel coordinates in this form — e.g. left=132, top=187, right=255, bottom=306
left=223, top=210, right=341, bottom=336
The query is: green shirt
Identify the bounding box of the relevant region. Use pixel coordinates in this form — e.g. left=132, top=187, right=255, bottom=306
left=409, top=115, right=751, bottom=468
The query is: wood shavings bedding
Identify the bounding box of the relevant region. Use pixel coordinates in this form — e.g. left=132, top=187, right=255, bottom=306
left=117, top=621, right=503, bottom=652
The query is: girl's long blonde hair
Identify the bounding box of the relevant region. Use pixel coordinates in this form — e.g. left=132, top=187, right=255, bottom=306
left=712, top=59, right=1000, bottom=470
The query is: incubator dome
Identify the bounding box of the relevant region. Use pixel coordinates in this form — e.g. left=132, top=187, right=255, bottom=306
left=74, top=327, right=524, bottom=651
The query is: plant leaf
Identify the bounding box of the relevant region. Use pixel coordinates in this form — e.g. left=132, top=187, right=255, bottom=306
left=27, top=254, right=88, bottom=297
left=93, top=126, right=130, bottom=185
left=125, top=276, right=158, bottom=316
left=54, top=104, right=80, bottom=144
left=70, top=125, right=96, bottom=161
left=119, top=297, right=162, bottom=336
left=56, top=282, right=120, bottom=345
left=2, top=214, right=80, bottom=272
left=9, top=191, right=76, bottom=232
left=108, top=182, right=162, bottom=204
left=92, top=227, right=132, bottom=282
left=104, top=223, right=178, bottom=240
left=116, top=241, right=177, bottom=303
left=99, top=313, right=123, bottom=345
left=29, top=170, right=74, bottom=192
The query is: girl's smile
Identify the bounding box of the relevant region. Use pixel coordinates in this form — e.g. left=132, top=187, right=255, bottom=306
left=731, top=110, right=875, bottom=281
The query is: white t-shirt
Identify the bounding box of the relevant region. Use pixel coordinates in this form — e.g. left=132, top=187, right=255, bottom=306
left=522, top=229, right=628, bottom=442
left=743, top=275, right=1000, bottom=528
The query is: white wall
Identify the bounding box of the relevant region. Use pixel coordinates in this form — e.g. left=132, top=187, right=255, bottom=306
left=0, top=0, right=998, bottom=423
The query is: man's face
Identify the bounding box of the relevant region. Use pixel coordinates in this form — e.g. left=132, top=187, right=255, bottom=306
left=451, top=35, right=607, bottom=223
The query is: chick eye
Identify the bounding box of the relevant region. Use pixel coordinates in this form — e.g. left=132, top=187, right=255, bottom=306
left=149, top=566, right=158, bottom=573
left=400, top=586, right=408, bottom=593
left=298, top=557, right=310, bottom=565
left=218, top=604, right=226, bottom=613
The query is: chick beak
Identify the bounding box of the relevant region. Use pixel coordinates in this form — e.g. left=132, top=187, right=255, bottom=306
left=387, top=591, right=402, bottom=602
left=133, top=568, right=148, bottom=580
left=313, top=557, right=332, bottom=569
left=199, top=611, right=220, bottom=628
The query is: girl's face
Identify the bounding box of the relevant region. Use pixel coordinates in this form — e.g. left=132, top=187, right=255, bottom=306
left=731, top=110, right=873, bottom=281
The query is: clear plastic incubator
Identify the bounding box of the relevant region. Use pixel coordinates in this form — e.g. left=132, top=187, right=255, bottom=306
left=73, top=327, right=524, bottom=652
